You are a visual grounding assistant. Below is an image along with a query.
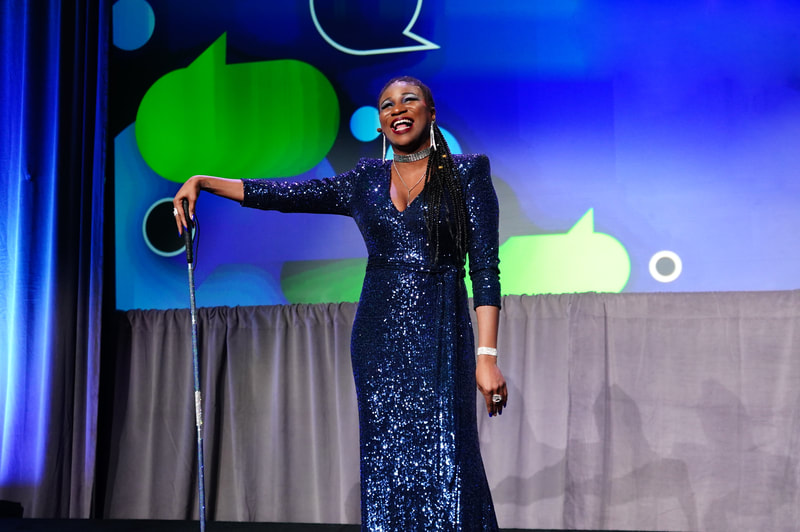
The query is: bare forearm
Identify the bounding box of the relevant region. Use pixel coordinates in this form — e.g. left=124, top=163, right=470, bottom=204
left=475, top=305, right=499, bottom=350
left=193, top=175, right=244, bottom=202
left=173, top=175, right=244, bottom=234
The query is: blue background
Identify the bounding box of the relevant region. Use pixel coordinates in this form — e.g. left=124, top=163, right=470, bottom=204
left=112, top=0, right=800, bottom=310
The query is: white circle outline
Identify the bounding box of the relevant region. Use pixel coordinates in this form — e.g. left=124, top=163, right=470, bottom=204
left=142, top=197, right=185, bottom=257
left=649, top=250, right=682, bottom=283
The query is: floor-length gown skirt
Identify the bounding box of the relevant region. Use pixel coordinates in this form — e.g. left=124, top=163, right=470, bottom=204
left=350, top=264, right=499, bottom=531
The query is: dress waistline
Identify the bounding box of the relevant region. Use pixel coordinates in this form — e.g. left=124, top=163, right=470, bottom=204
left=366, top=257, right=465, bottom=278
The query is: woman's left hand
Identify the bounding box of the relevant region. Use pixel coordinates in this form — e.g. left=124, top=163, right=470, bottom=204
left=476, top=355, right=507, bottom=417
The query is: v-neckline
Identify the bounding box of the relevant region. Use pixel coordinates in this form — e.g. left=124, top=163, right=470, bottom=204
left=387, top=162, right=424, bottom=214
left=391, top=193, right=419, bottom=214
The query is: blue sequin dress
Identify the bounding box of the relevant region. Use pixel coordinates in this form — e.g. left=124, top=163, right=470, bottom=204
left=242, top=154, right=501, bottom=531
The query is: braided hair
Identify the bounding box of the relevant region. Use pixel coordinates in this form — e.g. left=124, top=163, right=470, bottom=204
left=378, top=77, right=469, bottom=264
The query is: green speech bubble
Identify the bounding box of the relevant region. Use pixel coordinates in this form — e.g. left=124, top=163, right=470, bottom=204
left=281, top=258, right=367, bottom=304
left=135, top=33, right=339, bottom=183
left=280, top=209, right=630, bottom=303
left=277, top=208, right=630, bottom=303
left=481, top=208, right=630, bottom=296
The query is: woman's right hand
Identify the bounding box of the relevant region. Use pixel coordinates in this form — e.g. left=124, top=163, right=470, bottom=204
left=172, top=175, right=245, bottom=235
left=172, top=175, right=203, bottom=236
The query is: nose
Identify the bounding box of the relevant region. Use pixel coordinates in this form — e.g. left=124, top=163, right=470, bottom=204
left=392, top=102, right=408, bottom=115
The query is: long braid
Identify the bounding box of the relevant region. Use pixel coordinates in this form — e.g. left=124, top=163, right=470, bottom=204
left=424, top=123, right=468, bottom=264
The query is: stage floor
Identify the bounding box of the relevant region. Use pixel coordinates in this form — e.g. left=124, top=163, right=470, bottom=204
left=0, top=519, right=589, bottom=532
left=0, top=521, right=356, bottom=532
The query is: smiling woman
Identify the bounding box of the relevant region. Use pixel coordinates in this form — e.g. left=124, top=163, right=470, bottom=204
left=173, top=76, right=506, bottom=531
left=379, top=78, right=438, bottom=211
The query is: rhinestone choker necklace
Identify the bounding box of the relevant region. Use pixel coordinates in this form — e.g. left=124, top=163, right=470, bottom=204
left=393, top=146, right=433, bottom=163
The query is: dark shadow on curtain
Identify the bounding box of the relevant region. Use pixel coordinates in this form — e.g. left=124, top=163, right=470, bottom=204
left=0, top=0, right=108, bottom=518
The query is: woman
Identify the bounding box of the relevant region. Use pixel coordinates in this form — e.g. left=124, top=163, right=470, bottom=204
left=173, top=76, right=507, bottom=530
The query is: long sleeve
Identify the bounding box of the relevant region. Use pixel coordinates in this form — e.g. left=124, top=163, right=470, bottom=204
left=241, top=169, right=355, bottom=216
left=463, top=155, right=501, bottom=309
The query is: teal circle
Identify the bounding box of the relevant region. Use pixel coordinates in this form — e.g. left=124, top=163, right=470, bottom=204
left=350, top=106, right=380, bottom=142
left=113, top=0, right=155, bottom=51
left=440, top=127, right=462, bottom=154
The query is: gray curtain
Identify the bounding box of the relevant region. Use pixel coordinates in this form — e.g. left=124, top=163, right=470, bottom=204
left=102, top=291, right=800, bottom=531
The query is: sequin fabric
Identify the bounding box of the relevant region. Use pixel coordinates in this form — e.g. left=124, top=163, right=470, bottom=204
left=242, top=154, right=501, bottom=531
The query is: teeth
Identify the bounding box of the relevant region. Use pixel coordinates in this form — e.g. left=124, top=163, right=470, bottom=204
left=393, top=119, right=413, bottom=129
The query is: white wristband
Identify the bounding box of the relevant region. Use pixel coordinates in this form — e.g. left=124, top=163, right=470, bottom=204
left=477, top=347, right=497, bottom=357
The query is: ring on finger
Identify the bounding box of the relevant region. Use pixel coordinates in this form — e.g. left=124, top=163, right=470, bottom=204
left=173, top=207, right=179, bottom=216
left=492, top=394, right=502, bottom=404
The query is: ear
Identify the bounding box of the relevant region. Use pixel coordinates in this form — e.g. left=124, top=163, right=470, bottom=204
left=376, top=127, right=383, bottom=133
left=430, top=107, right=436, bottom=122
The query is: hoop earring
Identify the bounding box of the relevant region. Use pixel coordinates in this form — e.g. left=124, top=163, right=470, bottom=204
left=382, top=133, right=387, bottom=161
left=430, top=122, right=437, bottom=151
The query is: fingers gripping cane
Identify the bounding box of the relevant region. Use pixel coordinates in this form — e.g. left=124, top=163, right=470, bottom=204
left=182, top=199, right=207, bottom=531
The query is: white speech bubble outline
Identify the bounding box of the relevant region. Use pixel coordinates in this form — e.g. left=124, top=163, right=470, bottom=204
left=309, top=0, right=439, bottom=56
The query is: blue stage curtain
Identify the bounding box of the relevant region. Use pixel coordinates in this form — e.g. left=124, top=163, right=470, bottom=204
left=0, top=0, right=108, bottom=517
